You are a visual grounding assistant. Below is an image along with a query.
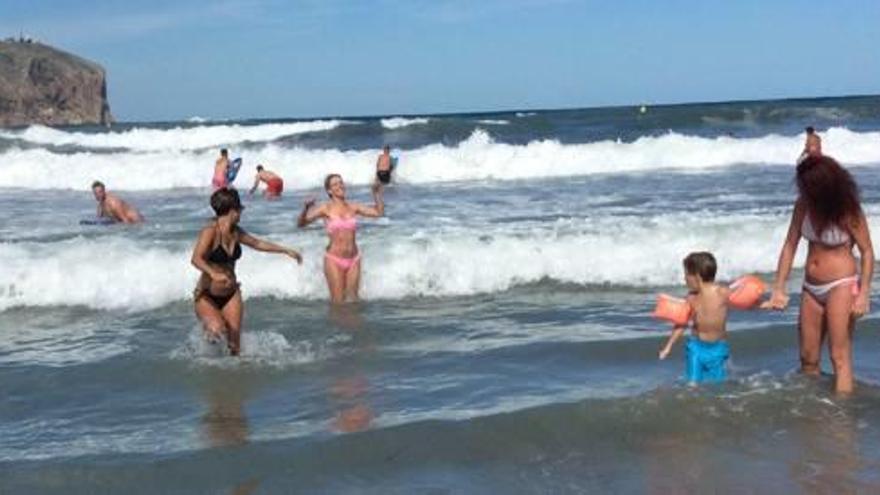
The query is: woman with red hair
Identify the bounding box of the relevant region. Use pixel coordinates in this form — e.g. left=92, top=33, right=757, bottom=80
left=764, top=155, right=874, bottom=393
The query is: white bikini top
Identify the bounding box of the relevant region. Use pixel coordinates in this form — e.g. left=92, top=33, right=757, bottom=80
left=801, top=215, right=851, bottom=246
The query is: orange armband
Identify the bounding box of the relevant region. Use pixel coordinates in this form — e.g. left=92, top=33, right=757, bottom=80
left=652, top=294, right=691, bottom=326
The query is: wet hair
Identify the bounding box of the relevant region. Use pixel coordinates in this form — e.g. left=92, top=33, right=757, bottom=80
left=256, top=165, right=264, bottom=171
left=91, top=180, right=105, bottom=189
left=805, top=126, right=815, bottom=134
left=683, top=252, right=717, bottom=282
left=324, top=173, right=342, bottom=197
left=210, top=187, right=242, bottom=217
left=220, top=148, right=228, bottom=156
left=383, top=145, right=391, bottom=152
left=796, top=155, right=862, bottom=233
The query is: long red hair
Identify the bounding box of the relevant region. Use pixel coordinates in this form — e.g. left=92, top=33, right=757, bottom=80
left=796, top=155, right=862, bottom=233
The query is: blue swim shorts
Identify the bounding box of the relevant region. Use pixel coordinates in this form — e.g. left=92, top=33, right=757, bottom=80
left=685, top=336, right=730, bottom=383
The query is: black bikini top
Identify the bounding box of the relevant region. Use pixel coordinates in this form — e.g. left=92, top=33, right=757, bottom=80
left=207, top=227, right=242, bottom=265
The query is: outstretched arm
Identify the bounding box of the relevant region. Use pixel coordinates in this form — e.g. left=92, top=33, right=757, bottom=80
left=297, top=197, right=326, bottom=227
left=355, top=183, right=385, bottom=218
left=761, top=200, right=805, bottom=310
left=850, top=210, right=875, bottom=317
left=239, top=229, right=302, bottom=264
left=249, top=174, right=261, bottom=195
left=659, top=325, right=686, bottom=360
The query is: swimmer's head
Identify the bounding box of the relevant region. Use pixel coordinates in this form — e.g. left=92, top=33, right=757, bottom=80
left=220, top=148, right=228, bottom=157
left=383, top=145, right=391, bottom=153
left=683, top=252, right=717, bottom=287
left=91, top=180, right=106, bottom=201
left=324, top=173, right=344, bottom=198
left=256, top=165, right=264, bottom=172
left=210, top=187, right=243, bottom=218
left=805, top=126, right=815, bottom=134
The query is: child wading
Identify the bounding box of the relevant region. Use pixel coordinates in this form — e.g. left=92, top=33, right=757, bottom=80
left=659, top=252, right=731, bottom=383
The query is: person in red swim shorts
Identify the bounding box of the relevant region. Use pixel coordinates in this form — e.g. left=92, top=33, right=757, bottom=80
left=248, top=164, right=284, bottom=199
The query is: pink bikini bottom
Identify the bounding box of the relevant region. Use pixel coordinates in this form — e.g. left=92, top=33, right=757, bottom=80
left=325, top=252, right=361, bottom=271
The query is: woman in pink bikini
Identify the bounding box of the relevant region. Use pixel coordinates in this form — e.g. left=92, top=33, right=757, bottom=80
left=763, top=155, right=874, bottom=393
left=298, top=174, right=384, bottom=303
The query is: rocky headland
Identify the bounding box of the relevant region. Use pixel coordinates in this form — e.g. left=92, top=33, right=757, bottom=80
left=0, top=39, right=112, bottom=127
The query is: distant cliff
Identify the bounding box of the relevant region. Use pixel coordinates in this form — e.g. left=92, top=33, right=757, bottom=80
left=0, top=40, right=113, bottom=127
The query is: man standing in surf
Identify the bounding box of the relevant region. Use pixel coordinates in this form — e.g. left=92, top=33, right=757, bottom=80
left=375, top=145, right=395, bottom=185
left=797, top=126, right=822, bottom=164
left=91, top=181, right=143, bottom=223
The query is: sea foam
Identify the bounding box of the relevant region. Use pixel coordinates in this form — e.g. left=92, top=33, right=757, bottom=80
left=0, top=119, right=345, bottom=151
left=7, top=210, right=872, bottom=311
left=1, top=127, right=878, bottom=191
left=380, top=117, right=430, bottom=129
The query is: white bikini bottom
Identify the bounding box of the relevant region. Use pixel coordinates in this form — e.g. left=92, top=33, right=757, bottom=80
left=802, top=275, right=859, bottom=305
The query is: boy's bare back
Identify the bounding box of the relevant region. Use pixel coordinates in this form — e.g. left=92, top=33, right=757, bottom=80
left=688, top=283, right=729, bottom=342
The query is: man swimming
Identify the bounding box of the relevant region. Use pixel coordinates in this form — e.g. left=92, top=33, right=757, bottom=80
left=248, top=165, right=284, bottom=198
left=375, top=145, right=394, bottom=185
left=91, top=181, right=143, bottom=223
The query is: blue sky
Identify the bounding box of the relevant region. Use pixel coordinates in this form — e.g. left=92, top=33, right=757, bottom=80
left=2, top=0, right=878, bottom=121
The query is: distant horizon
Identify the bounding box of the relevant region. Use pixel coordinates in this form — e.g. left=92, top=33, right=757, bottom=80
left=116, top=92, right=880, bottom=125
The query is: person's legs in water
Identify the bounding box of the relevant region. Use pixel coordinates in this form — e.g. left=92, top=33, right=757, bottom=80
left=799, top=291, right=826, bottom=376
left=324, top=255, right=347, bottom=304
left=343, top=257, right=362, bottom=302
left=220, top=291, right=243, bottom=356
left=825, top=283, right=857, bottom=393
left=195, top=296, right=227, bottom=342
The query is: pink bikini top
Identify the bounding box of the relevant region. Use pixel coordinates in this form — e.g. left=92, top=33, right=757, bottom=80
left=801, top=215, right=850, bottom=246
left=325, top=216, right=357, bottom=234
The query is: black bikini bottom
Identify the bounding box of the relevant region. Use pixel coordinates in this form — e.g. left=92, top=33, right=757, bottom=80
left=195, top=286, right=239, bottom=309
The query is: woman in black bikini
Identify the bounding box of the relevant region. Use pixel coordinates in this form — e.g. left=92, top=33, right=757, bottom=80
left=192, top=188, right=302, bottom=355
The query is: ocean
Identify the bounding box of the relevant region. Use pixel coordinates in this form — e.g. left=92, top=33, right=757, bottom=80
left=2, top=95, right=880, bottom=493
